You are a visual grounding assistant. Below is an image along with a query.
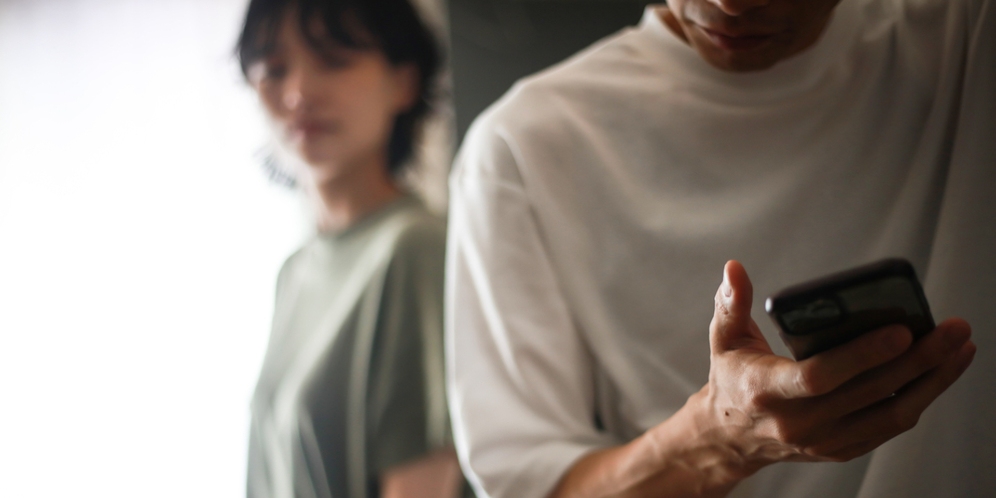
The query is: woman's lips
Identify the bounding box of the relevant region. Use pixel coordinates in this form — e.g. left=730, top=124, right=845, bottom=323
left=699, top=26, right=777, bottom=51
left=289, top=120, right=337, bottom=141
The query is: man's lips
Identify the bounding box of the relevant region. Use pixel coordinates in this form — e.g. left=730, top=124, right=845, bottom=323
left=698, top=26, right=778, bottom=51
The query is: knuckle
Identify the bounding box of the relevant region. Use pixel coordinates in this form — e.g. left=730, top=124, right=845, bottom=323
left=799, top=443, right=831, bottom=460
left=802, top=443, right=848, bottom=462
left=714, top=294, right=730, bottom=316
left=748, top=394, right=773, bottom=414
left=747, top=374, right=782, bottom=411
left=793, top=365, right=825, bottom=397
left=771, top=420, right=807, bottom=448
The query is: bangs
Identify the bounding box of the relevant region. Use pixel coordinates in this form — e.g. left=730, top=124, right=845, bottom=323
left=236, top=0, right=442, bottom=175
left=237, top=0, right=374, bottom=76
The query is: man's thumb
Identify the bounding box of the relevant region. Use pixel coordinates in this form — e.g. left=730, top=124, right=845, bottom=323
left=709, top=260, right=762, bottom=352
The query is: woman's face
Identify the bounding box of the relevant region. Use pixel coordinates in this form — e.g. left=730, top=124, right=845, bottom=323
left=248, top=14, right=418, bottom=182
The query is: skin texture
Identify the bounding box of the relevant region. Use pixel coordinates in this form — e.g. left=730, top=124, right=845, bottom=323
left=249, top=14, right=461, bottom=498
left=549, top=261, right=976, bottom=498
left=381, top=448, right=463, bottom=498
left=659, top=0, right=843, bottom=72
left=248, top=13, right=417, bottom=230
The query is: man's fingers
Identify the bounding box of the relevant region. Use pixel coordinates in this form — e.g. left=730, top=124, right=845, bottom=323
left=822, top=436, right=890, bottom=462
left=820, top=318, right=972, bottom=416
left=829, top=340, right=976, bottom=449
left=772, top=325, right=912, bottom=399
left=788, top=335, right=974, bottom=460
left=710, top=260, right=762, bottom=353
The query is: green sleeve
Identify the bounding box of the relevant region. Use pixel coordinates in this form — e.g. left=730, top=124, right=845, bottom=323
left=364, top=221, right=450, bottom=477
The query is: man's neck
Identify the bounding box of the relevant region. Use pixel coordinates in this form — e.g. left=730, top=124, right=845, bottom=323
left=657, top=6, right=690, bottom=45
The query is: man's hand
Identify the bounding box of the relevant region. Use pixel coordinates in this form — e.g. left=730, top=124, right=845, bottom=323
left=698, top=260, right=976, bottom=472
left=550, top=261, right=976, bottom=498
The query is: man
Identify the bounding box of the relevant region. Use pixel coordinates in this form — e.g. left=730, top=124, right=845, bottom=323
left=445, top=0, right=994, bottom=496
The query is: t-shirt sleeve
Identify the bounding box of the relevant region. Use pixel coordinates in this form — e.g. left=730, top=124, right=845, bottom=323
left=365, top=219, right=452, bottom=477
left=446, top=120, right=614, bottom=498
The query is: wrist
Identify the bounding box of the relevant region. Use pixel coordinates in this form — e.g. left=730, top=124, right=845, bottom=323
left=642, top=387, right=763, bottom=492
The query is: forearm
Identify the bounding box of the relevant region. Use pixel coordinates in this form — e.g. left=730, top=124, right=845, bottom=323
left=549, top=389, right=751, bottom=498
left=380, top=447, right=462, bottom=498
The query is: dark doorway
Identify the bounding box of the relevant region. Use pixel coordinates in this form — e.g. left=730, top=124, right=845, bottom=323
left=448, top=0, right=649, bottom=144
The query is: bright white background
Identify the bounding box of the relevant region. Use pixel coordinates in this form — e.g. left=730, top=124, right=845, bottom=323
left=0, top=0, right=310, bottom=496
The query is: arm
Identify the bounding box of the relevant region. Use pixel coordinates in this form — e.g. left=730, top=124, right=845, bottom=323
left=447, top=128, right=614, bottom=498
left=549, top=261, right=975, bottom=498
left=367, top=220, right=459, bottom=496
left=381, top=447, right=462, bottom=498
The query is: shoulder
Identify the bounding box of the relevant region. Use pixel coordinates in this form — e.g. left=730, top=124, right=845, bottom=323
left=385, top=200, right=445, bottom=250
left=890, top=0, right=990, bottom=18
left=458, top=24, right=653, bottom=169
left=273, top=241, right=314, bottom=291
left=380, top=200, right=446, bottom=271
left=858, top=0, right=992, bottom=89
left=866, top=0, right=990, bottom=36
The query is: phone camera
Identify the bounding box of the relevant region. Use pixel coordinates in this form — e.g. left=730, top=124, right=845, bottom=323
left=782, top=297, right=844, bottom=334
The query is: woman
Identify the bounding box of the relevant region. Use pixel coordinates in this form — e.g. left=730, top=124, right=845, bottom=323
left=236, top=1, right=462, bottom=497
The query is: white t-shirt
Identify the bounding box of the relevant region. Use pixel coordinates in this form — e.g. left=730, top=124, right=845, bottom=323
left=446, top=1, right=995, bottom=497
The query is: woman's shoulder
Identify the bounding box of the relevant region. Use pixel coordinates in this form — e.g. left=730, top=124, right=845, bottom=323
left=380, top=198, right=446, bottom=269
left=275, top=196, right=445, bottom=289
left=379, top=196, right=446, bottom=251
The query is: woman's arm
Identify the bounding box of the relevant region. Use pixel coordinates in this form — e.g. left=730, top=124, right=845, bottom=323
left=367, top=215, right=458, bottom=498
left=381, top=447, right=462, bottom=498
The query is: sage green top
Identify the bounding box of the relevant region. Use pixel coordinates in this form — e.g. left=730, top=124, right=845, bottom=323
left=248, top=196, right=450, bottom=498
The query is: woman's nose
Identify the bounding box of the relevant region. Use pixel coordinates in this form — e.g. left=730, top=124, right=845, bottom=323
left=283, top=84, right=303, bottom=111
left=281, top=70, right=305, bottom=111
left=280, top=68, right=319, bottom=112
left=708, top=0, right=771, bottom=16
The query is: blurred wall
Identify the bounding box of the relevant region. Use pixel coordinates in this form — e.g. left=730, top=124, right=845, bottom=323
left=448, top=0, right=648, bottom=143
left=0, top=1, right=308, bottom=496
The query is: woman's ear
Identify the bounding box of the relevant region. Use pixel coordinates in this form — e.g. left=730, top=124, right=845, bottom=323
left=391, top=62, right=421, bottom=112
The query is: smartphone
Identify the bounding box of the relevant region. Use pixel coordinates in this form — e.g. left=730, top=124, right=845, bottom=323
left=765, top=258, right=935, bottom=361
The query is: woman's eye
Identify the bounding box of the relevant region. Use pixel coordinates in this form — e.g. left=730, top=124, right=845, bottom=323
left=317, top=48, right=359, bottom=70
left=263, top=63, right=288, bottom=80
left=320, top=57, right=350, bottom=70
left=248, top=60, right=287, bottom=85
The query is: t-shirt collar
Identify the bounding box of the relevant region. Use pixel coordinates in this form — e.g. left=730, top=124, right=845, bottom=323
left=638, top=0, right=861, bottom=102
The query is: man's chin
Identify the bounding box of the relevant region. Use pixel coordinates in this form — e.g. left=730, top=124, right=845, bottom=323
left=696, top=45, right=784, bottom=73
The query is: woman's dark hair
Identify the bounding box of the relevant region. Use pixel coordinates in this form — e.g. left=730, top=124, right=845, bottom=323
left=236, top=0, right=441, bottom=176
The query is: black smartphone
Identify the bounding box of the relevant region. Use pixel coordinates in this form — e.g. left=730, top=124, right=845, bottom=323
left=765, top=258, right=935, bottom=361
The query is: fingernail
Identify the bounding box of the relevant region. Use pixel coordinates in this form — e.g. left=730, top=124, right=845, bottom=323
left=722, top=267, right=733, bottom=298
